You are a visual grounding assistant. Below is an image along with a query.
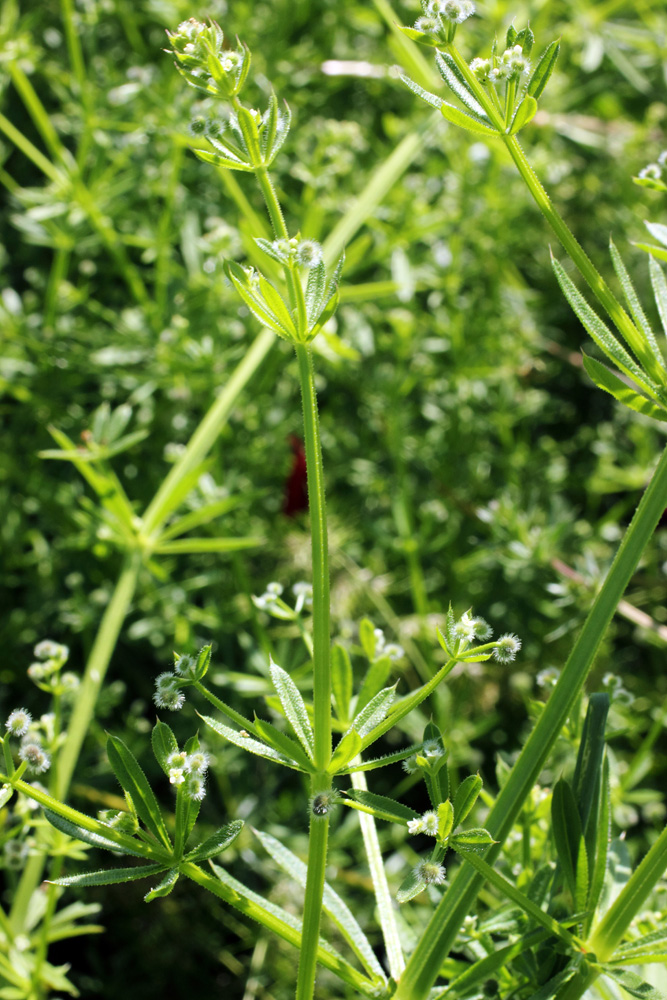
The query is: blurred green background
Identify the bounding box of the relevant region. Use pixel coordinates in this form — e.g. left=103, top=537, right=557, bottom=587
left=1, top=0, right=667, bottom=995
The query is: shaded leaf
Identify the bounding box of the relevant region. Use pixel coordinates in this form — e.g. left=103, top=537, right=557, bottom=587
left=53, top=863, right=166, bottom=888
left=343, top=789, right=419, bottom=825
left=185, top=821, right=244, bottom=862
left=269, top=660, right=315, bottom=758
left=107, top=735, right=171, bottom=850
left=144, top=867, right=180, bottom=902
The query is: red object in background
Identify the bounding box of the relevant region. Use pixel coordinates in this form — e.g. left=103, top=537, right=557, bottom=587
left=284, top=435, right=308, bottom=516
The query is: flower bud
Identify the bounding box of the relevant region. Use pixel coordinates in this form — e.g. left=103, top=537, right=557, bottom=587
left=415, top=860, right=446, bottom=885
left=5, top=709, right=32, bottom=738
left=18, top=742, right=51, bottom=774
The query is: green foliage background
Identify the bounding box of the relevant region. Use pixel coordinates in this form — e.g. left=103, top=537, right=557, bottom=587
left=1, top=0, right=667, bottom=996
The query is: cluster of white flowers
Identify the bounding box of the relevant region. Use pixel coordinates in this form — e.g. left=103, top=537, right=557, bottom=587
left=407, top=810, right=439, bottom=836
left=253, top=581, right=285, bottom=610
left=402, top=737, right=446, bottom=774
left=166, top=749, right=210, bottom=801
left=4, top=709, right=51, bottom=775
left=253, top=581, right=314, bottom=618
left=153, top=672, right=186, bottom=711
left=470, top=44, right=531, bottom=85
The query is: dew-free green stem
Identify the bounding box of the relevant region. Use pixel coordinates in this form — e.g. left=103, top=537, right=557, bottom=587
left=351, top=769, right=405, bottom=979
left=394, top=443, right=667, bottom=1000
left=296, top=774, right=332, bottom=1000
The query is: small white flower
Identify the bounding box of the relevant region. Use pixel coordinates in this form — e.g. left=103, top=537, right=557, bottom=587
left=153, top=688, right=185, bottom=711
left=184, top=774, right=206, bottom=801
left=422, top=739, right=444, bottom=758
left=185, top=751, right=210, bottom=774
left=416, top=861, right=446, bottom=885
left=407, top=817, right=425, bottom=835
left=470, top=57, right=492, bottom=82
left=295, top=240, right=323, bottom=269
left=493, top=633, right=522, bottom=663
left=169, top=768, right=185, bottom=786
left=639, top=163, right=662, bottom=181
left=422, top=811, right=439, bottom=836
left=402, top=754, right=419, bottom=774
left=174, top=654, right=196, bottom=677
left=34, top=640, right=68, bottom=661
left=166, top=751, right=187, bottom=769
left=18, top=743, right=51, bottom=774
left=6, top=709, right=32, bottom=738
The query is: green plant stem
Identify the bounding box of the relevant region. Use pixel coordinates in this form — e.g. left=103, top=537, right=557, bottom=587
left=351, top=769, right=405, bottom=979
left=182, top=860, right=378, bottom=996
left=296, top=774, right=332, bottom=1000
left=255, top=166, right=288, bottom=240
left=393, top=443, right=667, bottom=1000
left=295, top=343, right=332, bottom=770
left=57, top=551, right=142, bottom=798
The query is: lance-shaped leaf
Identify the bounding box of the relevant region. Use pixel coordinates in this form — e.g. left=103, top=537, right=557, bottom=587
left=453, top=774, right=482, bottom=829
left=234, top=106, right=262, bottom=165
left=328, top=730, right=362, bottom=774
left=437, top=801, right=454, bottom=843
left=44, top=810, right=149, bottom=859
left=199, top=714, right=307, bottom=771
left=451, top=843, right=583, bottom=950
left=255, top=237, right=288, bottom=264
left=107, top=736, right=171, bottom=850
left=614, top=927, right=667, bottom=961
left=53, top=863, right=167, bottom=888
left=400, top=74, right=444, bottom=109
left=253, top=714, right=315, bottom=771
left=224, top=260, right=294, bottom=339
left=581, top=353, right=667, bottom=421
left=151, top=720, right=178, bottom=775
left=194, top=147, right=253, bottom=172
left=650, top=255, right=667, bottom=337
left=440, top=101, right=499, bottom=136
left=396, top=866, right=429, bottom=904
left=439, top=928, right=550, bottom=999
left=185, top=820, right=244, bottom=863
left=587, top=754, right=610, bottom=923
left=254, top=829, right=386, bottom=983
left=157, top=497, right=248, bottom=543
left=523, top=967, right=578, bottom=1000
left=261, top=93, right=291, bottom=163
left=450, top=828, right=495, bottom=851
left=356, top=657, right=392, bottom=715
left=269, top=660, right=315, bottom=759
left=331, top=644, right=353, bottom=724
left=526, top=41, right=560, bottom=100
left=305, top=259, right=327, bottom=327
left=359, top=619, right=377, bottom=661
left=435, top=51, right=489, bottom=120
left=145, top=868, right=180, bottom=902
left=509, top=94, right=538, bottom=135
left=552, top=256, right=663, bottom=400
left=602, top=967, right=667, bottom=1000
left=342, top=789, right=419, bottom=825
left=551, top=779, right=582, bottom=900
left=258, top=275, right=297, bottom=336
left=349, top=684, right=397, bottom=741
left=336, top=743, right=422, bottom=774
left=610, top=240, right=665, bottom=380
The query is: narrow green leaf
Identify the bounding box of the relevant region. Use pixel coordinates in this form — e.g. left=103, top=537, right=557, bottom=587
left=53, top=864, right=166, bottom=888
left=603, top=967, right=667, bottom=999
left=342, top=789, right=419, bottom=825
left=509, top=94, right=538, bottom=134
left=350, top=684, right=396, bottom=740
left=616, top=928, right=667, bottom=959
left=523, top=967, right=577, bottom=1000
left=106, top=736, right=171, bottom=850
left=400, top=73, right=443, bottom=110
left=527, top=41, right=560, bottom=100
left=258, top=275, right=297, bottom=336
left=269, top=660, right=315, bottom=759
left=199, top=714, right=306, bottom=771
left=185, top=821, right=244, bottom=862
left=581, top=353, right=667, bottom=421
left=153, top=536, right=264, bottom=555
left=439, top=928, right=550, bottom=998
left=552, top=256, right=661, bottom=400
left=44, top=810, right=148, bottom=859
left=235, top=106, right=262, bottom=164
left=588, top=754, right=611, bottom=920
left=551, top=779, right=581, bottom=900
left=144, top=867, right=180, bottom=902
left=305, top=259, right=327, bottom=326
left=338, top=743, right=422, bottom=774
left=259, top=91, right=279, bottom=160
left=437, top=800, right=454, bottom=842
left=575, top=834, right=590, bottom=913
left=397, top=866, right=426, bottom=904
left=328, top=730, right=362, bottom=773
left=453, top=774, right=482, bottom=829
left=151, top=721, right=178, bottom=775
left=254, top=829, right=386, bottom=982
left=450, top=828, right=496, bottom=849
left=434, top=51, right=488, bottom=120
left=573, top=693, right=609, bottom=855
left=193, top=148, right=253, bottom=172
left=359, top=619, right=377, bottom=661
left=331, top=644, right=353, bottom=724
left=451, top=844, right=582, bottom=950
left=610, top=239, right=665, bottom=376
left=253, top=714, right=315, bottom=771
left=157, top=496, right=247, bottom=542
left=633, top=242, right=667, bottom=264
left=650, top=255, right=667, bottom=338
left=0, top=784, right=13, bottom=809
left=440, top=101, right=499, bottom=136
